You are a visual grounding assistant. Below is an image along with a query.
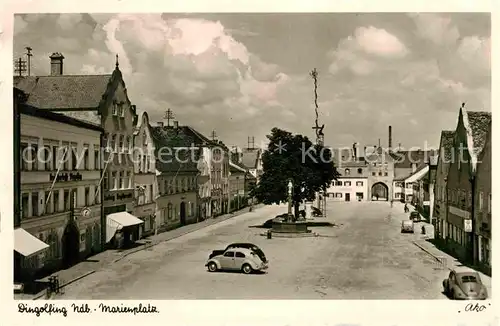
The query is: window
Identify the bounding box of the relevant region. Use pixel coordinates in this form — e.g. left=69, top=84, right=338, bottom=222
left=357, top=168, right=362, bottom=174
left=223, top=251, right=235, bottom=257
left=85, top=187, right=90, bottom=206
left=372, top=172, right=376, bottom=176
left=112, top=102, right=118, bottom=116
left=111, top=171, right=117, bottom=189
left=71, top=145, right=77, bottom=170
left=119, top=135, right=124, bottom=151
left=20, top=142, right=29, bottom=171
left=336, top=181, right=342, bottom=186
left=345, top=168, right=350, bottom=175
left=94, top=148, right=100, bottom=170
left=83, top=147, right=89, bottom=170
left=120, top=104, right=125, bottom=117
left=44, top=191, right=51, bottom=214
left=111, top=135, right=116, bottom=152
left=235, top=252, right=245, bottom=258
left=102, top=172, right=109, bottom=191
left=335, top=193, right=342, bottom=198
left=119, top=171, right=124, bottom=189
left=384, top=172, right=388, bottom=176
left=64, top=190, right=70, bottom=210
left=71, top=188, right=78, bottom=208
left=21, top=193, right=29, bottom=218
left=128, top=136, right=133, bottom=151
left=126, top=171, right=131, bottom=188
left=378, top=172, right=382, bottom=176
left=29, top=144, right=38, bottom=171
left=167, top=203, right=173, bottom=219
left=53, top=190, right=59, bottom=213
left=143, top=131, right=147, bottom=146
left=32, top=192, right=39, bottom=217
left=52, top=146, right=58, bottom=170
left=356, top=181, right=363, bottom=186
left=344, top=181, right=351, bottom=186
left=43, top=146, right=51, bottom=171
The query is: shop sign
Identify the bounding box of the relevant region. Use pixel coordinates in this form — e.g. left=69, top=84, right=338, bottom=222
left=49, top=172, right=83, bottom=182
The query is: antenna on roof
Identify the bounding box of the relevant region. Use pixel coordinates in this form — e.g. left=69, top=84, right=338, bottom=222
left=25, top=47, right=32, bottom=76
left=164, top=108, right=175, bottom=127
left=247, top=136, right=255, bottom=150
left=14, top=57, right=27, bottom=77
left=115, top=54, right=119, bottom=69
left=211, top=130, right=218, bottom=141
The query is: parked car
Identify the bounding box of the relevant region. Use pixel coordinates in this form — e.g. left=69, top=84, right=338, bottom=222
left=401, top=220, right=414, bottom=233
left=206, top=248, right=268, bottom=274
left=409, top=211, right=421, bottom=222
left=442, top=267, right=488, bottom=300
left=209, top=243, right=267, bottom=263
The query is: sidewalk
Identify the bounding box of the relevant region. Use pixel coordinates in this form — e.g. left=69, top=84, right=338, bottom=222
left=393, top=202, right=491, bottom=293
left=16, top=204, right=264, bottom=300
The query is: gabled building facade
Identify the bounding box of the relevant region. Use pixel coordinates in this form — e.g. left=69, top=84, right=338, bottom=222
left=132, top=112, right=157, bottom=237
left=445, top=106, right=491, bottom=263
left=433, top=130, right=455, bottom=239
left=473, top=122, right=491, bottom=272
left=15, top=53, right=142, bottom=250
left=14, top=89, right=103, bottom=278
left=229, top=151, right=248, bottom=211
left=150, top=122, right=199, bottom=230
left=328, top=145, right=369, bottom=201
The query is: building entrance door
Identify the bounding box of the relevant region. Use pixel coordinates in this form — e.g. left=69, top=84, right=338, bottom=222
left=345, top=193, right=350, bottom=202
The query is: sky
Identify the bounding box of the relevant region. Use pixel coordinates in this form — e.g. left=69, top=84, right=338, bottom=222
left=14, top=13, right=490, bottom=150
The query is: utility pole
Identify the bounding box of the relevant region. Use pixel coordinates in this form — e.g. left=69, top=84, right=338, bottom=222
left=25, top=47, right=33, bottom=76
left=164, top=108, right=175, bottom=127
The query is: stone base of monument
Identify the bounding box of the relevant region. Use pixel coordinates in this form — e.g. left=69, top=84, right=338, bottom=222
left=268, top=219, right=316, bottom=238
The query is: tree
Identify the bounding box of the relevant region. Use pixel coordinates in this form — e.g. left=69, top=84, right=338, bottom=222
left=253, top=128, right=340, bottom=217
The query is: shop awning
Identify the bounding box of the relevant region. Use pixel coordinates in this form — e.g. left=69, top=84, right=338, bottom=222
left=106, top=212, right=144, bottom=243
left=14, top=228, right=49, bottom=257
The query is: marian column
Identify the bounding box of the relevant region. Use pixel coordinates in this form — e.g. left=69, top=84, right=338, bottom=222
left=310, top=68, right=326, bottom=217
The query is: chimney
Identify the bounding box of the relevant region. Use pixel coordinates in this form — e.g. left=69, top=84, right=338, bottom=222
left=352, top=143, right=357, bottom=159
left=50, top=52, right=64, bottom=76
left=157, top=121, right=164, bottom=128
left=388, top=126, right=392, bottom=150
left=355, top=143, right=361, bottom=160
left=173, top=120, right=179, bottom=129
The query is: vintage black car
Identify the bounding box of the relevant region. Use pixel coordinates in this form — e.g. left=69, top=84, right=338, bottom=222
left=209, top=243, right=267, bottom=263
left=409, top=211, right=421, bottom=222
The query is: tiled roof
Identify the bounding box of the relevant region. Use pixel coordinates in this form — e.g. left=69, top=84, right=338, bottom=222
left=465, top=111, right=491, bottom=156
left=394, top=163, right=427, bottom=181
left=58, top=110, right=102, bottom=125
left=14, top=74, right=112, bottom=109
left=393, top=150, right=434, bottom=168
left=241, top=148, right=261, bottom=169
left=19, top=102, right=103, bottom=132
left=439, top=131, right=455, bottom=161
left=150, top=126, right=203, bottom=173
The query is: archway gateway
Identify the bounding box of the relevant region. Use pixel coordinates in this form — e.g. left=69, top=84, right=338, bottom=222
left=371, top=182, right=389, bottom=201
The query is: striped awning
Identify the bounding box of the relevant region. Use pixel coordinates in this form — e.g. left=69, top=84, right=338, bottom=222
left=14, top=228, right=49, bottom=257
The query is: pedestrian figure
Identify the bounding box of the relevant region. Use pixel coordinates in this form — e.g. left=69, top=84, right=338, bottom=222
left=376, top=194, right=379, bottom=201
left=390, top=201, right=393, bottom=208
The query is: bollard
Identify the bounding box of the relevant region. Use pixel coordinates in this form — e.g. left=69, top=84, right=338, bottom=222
left=267, top=230, right=272, bottom=239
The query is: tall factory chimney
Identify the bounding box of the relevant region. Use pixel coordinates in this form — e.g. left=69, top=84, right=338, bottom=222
left=388, top=125, right=392, bottom=150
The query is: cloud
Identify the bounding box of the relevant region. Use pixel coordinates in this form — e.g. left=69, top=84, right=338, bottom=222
left=409, top=13, right=460, bottom=45
left=354, top=26, right=408, bottom=58
left=328, top=26, right=408, bottom=76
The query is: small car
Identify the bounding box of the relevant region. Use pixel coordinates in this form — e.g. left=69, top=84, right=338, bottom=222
left=401, top=220, right=414, bottom=233
left=409, top=211, right=421, bottom=222
left=442, top=267, right=488, bottom=300
left=209, top=243, right=267, bottom=262
left=206, top=248, right=268, bottom=274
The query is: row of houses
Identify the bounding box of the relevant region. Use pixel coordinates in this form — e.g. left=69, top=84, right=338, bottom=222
left=327, top=105, right=492, bottom=274
left=326, top=126, right=437, bottom=204
left=13, top=53, right=263, bottom=281
left=430, top=105, right=491, bottom=274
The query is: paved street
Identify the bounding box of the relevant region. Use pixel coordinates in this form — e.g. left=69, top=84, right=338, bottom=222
left=60, top=202, right=472, bottom=299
